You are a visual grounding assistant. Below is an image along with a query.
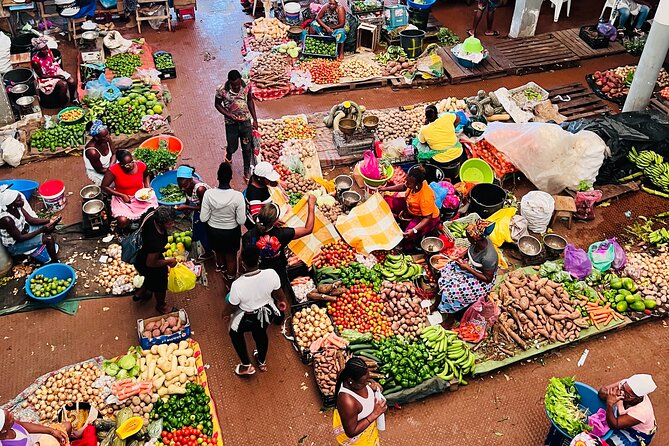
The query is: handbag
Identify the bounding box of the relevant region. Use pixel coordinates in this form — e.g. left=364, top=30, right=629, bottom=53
left=121, top=211, right=154, bottom=264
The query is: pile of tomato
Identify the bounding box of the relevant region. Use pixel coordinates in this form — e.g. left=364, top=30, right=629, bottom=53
left=159, top=427, right=216, bottom=446
left=327, top=283, right=392, bottom=338
left=274, top=164, right=292, bottom=180
left=301, top=59, right=341, bottom=85
left=313, top=240, right=357, bottom=269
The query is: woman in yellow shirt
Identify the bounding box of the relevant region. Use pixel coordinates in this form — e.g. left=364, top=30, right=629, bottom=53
left=418, top=105, right=460, bottom=151
left=380, top=165, right=441, bottom=250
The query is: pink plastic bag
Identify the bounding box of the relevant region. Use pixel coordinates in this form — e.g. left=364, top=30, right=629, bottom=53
left=609, top=237, right=627, bottom=270
left=456, top=296, right=500, bottom=343
left=588, top=408, right=610, bottom=438
left=564, top=244, right=592, bottom=279
left=360, top=150, right=381, bottom=180
left=575, top=190, right=602, bottom=220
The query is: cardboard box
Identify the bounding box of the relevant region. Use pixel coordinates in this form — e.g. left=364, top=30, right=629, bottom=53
left=137, top=309, right=191, bottom=349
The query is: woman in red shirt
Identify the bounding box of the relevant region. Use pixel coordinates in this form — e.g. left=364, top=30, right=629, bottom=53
left=102, top=150, right=158, bottom=231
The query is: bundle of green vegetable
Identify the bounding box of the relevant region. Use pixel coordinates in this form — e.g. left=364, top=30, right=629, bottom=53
left=106, top=53, right=142, bottom=77
left=545, top=377, right=590, bottom=437
left=151, top=383, right=213, bottom=436
left=159, top=184, right=186, bottom=203
left=134, top=147, right=178, bottom=175
left=102, top=346, right=142, bottom=379
left=437, top=28, right=460, bottom=47
left=374, top=46, right=408, bottom=64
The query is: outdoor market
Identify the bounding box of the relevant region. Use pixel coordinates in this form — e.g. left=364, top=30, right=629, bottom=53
left=0, top=0, right=668, bottom=445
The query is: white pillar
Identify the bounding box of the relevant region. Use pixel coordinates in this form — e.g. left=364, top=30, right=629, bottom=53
left=509, top=0, right=543, bottom=38
left=623, top=0, right=669, bottom=111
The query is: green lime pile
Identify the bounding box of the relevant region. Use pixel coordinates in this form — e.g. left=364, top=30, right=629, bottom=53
left=106, top=53, right=142, bottom=77
left=30, top=122, right=86, bottom=152
left=154, top=53, right=175, bottom=70
left=29, top=274, right=72, bottom=298
left=304, top=37, right=336, bottom=57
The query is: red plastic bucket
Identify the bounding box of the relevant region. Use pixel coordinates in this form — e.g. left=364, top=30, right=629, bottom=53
left=38, top=180, right=66, bottom=212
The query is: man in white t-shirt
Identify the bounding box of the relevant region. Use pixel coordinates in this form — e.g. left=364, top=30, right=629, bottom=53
left=227, top=245, right=287, bottom=377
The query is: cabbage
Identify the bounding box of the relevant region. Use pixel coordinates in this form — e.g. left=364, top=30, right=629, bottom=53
left=118, top=354, right=136, bottom=370
left=129, top=364, right=141, bottom=377
left=116, top=369, right=129, bottom=380
left=102, top=360, right=120, bottom=377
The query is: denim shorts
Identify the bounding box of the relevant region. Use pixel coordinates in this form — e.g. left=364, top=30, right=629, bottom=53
left=6, top=225, right=44, bottom=256
left=477, top=0, right=498, bottom=11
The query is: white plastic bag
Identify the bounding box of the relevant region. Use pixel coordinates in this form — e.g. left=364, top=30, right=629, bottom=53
left=520, top=191, right=554, bottom=233
left=103, top=31, right=132, bottom=55
left=483, top=122, right=609, bottom=194
left=1, top=137, right=25, bottom=167
left=509, top=215, right=529, bottom=242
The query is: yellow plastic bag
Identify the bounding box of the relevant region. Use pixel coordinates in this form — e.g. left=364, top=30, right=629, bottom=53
left=487, top=207, right=516, bottom=247
left=167, top=263, right=196, bottom=293
left=312, top=176, right=335, bottom=194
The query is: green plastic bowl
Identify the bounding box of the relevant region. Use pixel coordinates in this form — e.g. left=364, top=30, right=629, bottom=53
left=462, top=36, right=484, bottom=53
left=459, top=158, right=494, bottom=184
left=361, top=164, right=394, bottom=187
left=57, top=106, right=85, bottom=124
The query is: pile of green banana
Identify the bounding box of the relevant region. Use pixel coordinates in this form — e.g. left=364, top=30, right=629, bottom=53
left=649, top=227, right=669, bottom=245
left=628, top=147, right=669, bottom=192
left=447, top=221, right=468, bottom=238
left=375, top=254, right=422, bottom=282
left=421, top=325, right=476, bottom=384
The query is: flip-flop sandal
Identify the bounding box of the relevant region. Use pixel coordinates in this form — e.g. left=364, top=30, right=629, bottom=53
left=235, top=364, right=256, bottom=376
left=466, top=29, right=474, bottom=36
left=253, top=350, right=267, bottom=371
left=484, top=30, right=500, bottom=37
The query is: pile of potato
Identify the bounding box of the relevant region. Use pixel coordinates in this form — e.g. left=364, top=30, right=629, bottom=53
left=94, top=244, right=138, bottom=295
left=319, top=202, right=345, bottom=224
left=284, top=172, right=318, bottom=195
left=25, top=363, right=104, bottom=421
left=259, top=120, right=284, bottom=141
left=379, top=59, right=415, bottom=77
left=250, top=17, right=289, bottom=40
left=292, top=304, right=335, bottom=350
left=282, top=139, right=315, bottom=161
left=261, top=140, right=282, bottom=164
left=627, top=250, right=668, bottom=309
left=247, top=36, right=285, bottom=53
left=340, top=58, right=381, bottom=79
left=381, top=281, right=427, bottom=340
left=141, top=314, right=184, bottom=339
left=376, top=107, right=424, bottom=142
left=108, top=393, right=159, bottom=426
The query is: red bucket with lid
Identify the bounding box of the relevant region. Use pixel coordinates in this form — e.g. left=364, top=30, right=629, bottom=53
left=38, top=180, right=66, bottom=212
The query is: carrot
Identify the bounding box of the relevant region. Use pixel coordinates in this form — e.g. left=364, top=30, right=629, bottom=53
left=590, top=314, right=600, bottom=330
left=604, top=314, right=613, bottom=326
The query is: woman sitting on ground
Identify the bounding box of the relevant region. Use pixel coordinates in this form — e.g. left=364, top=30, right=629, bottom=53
left=83, top=120, right=115, bottom=186
left=333, top=357, right=386, bottom=446
left=418, top=105, right=460, bottom=152
left=0, top=189, right=59, bottom=263
left=598, top=374, right=657, bottom=445
left=175, top=165, right=212, bottom=260
left=311, top=0, right=348, bottom=60
left=31, top=37, right=79, bottom=106
left=0, top=408, right=71, bottom=446
left=436, top=219, right=498, bottom=321
left=380, top=165, right=441, bottom=251
left=101, top=149, right=158, bottom=231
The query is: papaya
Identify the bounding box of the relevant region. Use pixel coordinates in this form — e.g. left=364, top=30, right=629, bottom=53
left=116, top=417, right=144, bottom=440
left=629, top=301, right=646, bottom=312
left=643, top=299, right=657, bottom=310
left=615, top=301, right=628, bottom=313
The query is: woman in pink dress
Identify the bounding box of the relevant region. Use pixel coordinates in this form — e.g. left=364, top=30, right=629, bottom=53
left=30, top=37, right=79, bottom=105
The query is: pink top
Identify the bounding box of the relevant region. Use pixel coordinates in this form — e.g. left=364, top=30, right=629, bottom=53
left=617, top=393, right=656, bottom=434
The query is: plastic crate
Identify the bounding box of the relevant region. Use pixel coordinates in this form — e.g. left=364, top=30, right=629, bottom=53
left=508, top=81, right=549, bottom=110
left=579, top=25, right=609, bottom=49
left=302, top=34, right=338, bottom=59
left=385, top=4, right=408, bottom=29
left=153, top=51, right=177, bottom=80
left=137, top=309, right=191, bottom=349
left=442, top=212, right=480, bottom=248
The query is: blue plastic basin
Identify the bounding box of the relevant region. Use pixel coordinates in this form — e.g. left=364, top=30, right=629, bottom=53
left=150, top=170, right=202, bottom=206
left=407, top=0, right=435, bottom=10
left=0, top=179, right=39, bottom=200
left=546, top=381, right=613, bottom=441
left=25, top=263, right=77, bottom=305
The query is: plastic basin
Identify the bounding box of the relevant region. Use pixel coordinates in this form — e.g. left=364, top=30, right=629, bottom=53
left=361, top=164, right=394, bottom=187
left=459, top=158, right=494, bottom=184
left=150, top=170, right=202, bottom=206
left=57, top=106, right=85, bottom=124
left=0, top=179, right=39, bottom=200
left=546, top=382, right=613, bottom=441
left=407, top=0, right=435, bottom=10
left=138, top=135, right=184, bottom=156
left=469, top=183, right=505, bottom=218
left=25, top=263, right=77, bottom=305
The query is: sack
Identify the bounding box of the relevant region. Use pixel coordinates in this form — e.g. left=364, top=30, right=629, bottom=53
left=121, top=212, right=154, bottom=264
left=1, top=136, right=25, bottom=167
left=520, top=191, right=555, bottom=233
left=509, top=215, right=529, bottom=242
left=167, top=263, right=197, bottom=293
left=610, top=237, right=627, bottom=269
left=457, top=296, right=500, bottom=343
left=588, top=240, right=616, bottom=272
left=360, top=150, right=380, bottom=179
left=575, top=190, right=602, bottom=220
left=564, top=244, right=592, bottom=279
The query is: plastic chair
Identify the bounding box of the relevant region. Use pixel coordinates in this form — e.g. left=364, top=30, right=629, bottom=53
left=601, top=0, right=618, bottom=22
left=549, top=0, right=571, bottom=22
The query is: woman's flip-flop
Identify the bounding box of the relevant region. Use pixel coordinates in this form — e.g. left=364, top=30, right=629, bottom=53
left=484, top=30, right=500, bottom=37
left=235, top=364, right=256, bottom=376
left=253, top=350, right=267, bottom=371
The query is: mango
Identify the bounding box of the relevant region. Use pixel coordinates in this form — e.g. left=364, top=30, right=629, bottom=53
left=629, top=301, right=646, bottom=312
left=643, top=299, right=657, bottom=310
left=615, top=301, right=628, bottom=312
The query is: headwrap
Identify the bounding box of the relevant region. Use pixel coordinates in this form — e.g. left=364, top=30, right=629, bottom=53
left=0, top=188, right=20, bottom=213
left=176, top=166, right=194, bottom=179
left=31, top=36, right=49, bottom=51
left=465, top=219, right=495, bottom=242
left=88, top=120, right=106, bottom=137
left=625, top=374, right=657, bottom=397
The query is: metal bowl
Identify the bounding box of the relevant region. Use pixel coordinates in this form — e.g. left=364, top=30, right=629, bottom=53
left=10, top=84, right=29, bottom=94
left=16, top=96, right=35, bottom=107
left=334, top=175, right=353, bottom=192
left=518, top=235, right=542, bottom=257
left=82, top=199, right=104, bottom=215
left=429, top=255, right=450, bottom=271
left=81, top=31, right=98, bottom=40
left=341, top=191, right=361, bottom=209
left=421, top=236, right=444, bottom=254
left=80, top=184, right=101, bottom=201
left=543, top=234, right=567, bottom=257
left=338, top=118, right=357, bottom=136
left=362, top=115, right=379, bottom=130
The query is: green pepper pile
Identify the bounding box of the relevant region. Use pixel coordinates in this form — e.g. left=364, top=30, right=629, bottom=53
left=339, top=262, right=382, bottom=292
left=151, top=383, right=214, bottom=436
left=371, top=337, right=437, bottom=391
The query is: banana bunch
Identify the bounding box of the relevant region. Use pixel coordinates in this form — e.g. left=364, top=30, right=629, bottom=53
left=649, top=227, right=669, bottom=245
left=628, top=147, right=669, bottom=192
left=628, top=147, right=664, bottom=168
left=421, top=325, right=476, bottom=384
left=376, top=254, right=423, bottom=282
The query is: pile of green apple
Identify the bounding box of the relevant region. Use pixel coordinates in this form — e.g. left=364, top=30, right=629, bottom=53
left=163, top=230, right=193, bottom=259
left=276, top=40, right=300, bottom=58
left=602, top=276, right=656, bottom=313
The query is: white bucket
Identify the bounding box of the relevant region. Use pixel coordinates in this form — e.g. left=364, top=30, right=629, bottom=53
left=284, top=2, right=301, bottom=21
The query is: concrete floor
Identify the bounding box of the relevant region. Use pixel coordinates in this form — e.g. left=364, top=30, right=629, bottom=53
left=1, top=0, right=668, bottom=445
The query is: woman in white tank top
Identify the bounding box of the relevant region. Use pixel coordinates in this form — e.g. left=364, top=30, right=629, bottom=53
left=83, top=120, right=115, bottom=185
left=333, top=357, right=387, bottom=445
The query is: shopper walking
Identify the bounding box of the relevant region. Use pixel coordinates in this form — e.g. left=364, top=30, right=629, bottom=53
left=227, top=245, right=287, bottom=377
left=175, top=165, right=212, bottom=260
left=468, top=0, right=499, bottom=37
left=214, top=70, right=258, bottom=181
left=200, top=162, right=246, bottom=283
left=333, top=357, right=387, bottom=445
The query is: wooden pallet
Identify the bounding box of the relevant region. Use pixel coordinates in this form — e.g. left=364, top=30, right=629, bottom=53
left=649, top=97, right=669, bottom=116
left=551, top=27, right=626, bottom=60
left=308, top=77, right=389, bottom=93
left=547, top=82, right=614, bottom=121
left=494, top=34, right=580, bottom=76
left=439, top=46, right=512, bottom=84
left=388, top=75, right=446, bottom=88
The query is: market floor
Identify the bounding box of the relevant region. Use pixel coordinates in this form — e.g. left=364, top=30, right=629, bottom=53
left=1, top=0, right=669, bottom=445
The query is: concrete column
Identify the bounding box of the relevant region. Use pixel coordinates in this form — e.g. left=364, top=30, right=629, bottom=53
left=623, top=0, right=669, bottom=111
left=508, top=0, right=543, bottom=38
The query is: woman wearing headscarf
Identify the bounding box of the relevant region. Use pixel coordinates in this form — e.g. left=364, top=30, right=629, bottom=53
left=436, top=219, right=498, bottom=317
left=83, top=120, right=115, bottom=186
left=333, top=357, right=386, bottom=446
left=101, top=149, right=158, bottom=231
left=312, top=0, right=348, bottom=60
left=598, top=374, right=657, bottom=445
left=0, top=409, right=71, bottom=446
left=0, top=189, right=59, bottom=262
left=30, top=37, right=79, bottom=105
left=418, top=105, right=460, bottom=152
left=175, top=165, right=212, bottom=260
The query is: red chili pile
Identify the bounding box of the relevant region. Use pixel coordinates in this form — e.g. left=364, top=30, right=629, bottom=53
left=327, top=283, right=392, bottom=338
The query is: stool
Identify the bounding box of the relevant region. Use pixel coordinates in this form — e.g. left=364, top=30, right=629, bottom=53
left=136, top=0, right=172, bottom=33
left=67, top=17, right=87, bottom=43
left=551, top=195, right=576, bottom=229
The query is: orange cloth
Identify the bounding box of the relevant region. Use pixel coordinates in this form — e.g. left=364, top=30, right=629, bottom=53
left=406, top=181, right=440, bottom=219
